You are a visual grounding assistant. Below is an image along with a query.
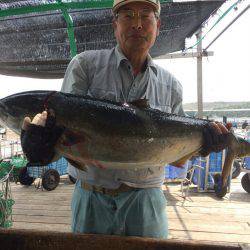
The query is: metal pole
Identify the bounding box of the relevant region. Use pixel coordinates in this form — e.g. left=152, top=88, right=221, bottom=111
left=156, top=51, right=214, bottom=59
left=196, top=29, right=203, bottom=119
left=10, top=142, right=14, bottom=157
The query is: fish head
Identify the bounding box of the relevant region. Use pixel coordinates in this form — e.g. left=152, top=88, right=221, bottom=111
left=0, top=90, right=52, bottom=134
left=0, top=101, right=8, bottom=127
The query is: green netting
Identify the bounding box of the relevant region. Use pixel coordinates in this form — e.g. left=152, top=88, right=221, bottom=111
left=0, top=156, right=20, bottom=228
left=0, top=196, right=15, bottom=228
left=0, top=157, right=27, bottom=184
left=0, top=175, right=14, bottom=228
left=0, top=161, right=12, bottom=179
left=10, top=157, right=28, bottom=182
left=11, top=156, right=28, bottom=169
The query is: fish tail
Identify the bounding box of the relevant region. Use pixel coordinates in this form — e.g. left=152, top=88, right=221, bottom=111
left=223, top=134, right=250, bottom=182
left=216, top=134, right=250, bottom=198
left=221, top=148, right=236, bottom=187
left=236, top=137, right=250, bottom=157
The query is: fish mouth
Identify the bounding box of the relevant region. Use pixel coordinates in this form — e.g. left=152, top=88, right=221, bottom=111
left=0, top=101, right=8, bottom=125
left=0, top=99, right=23, bottom=134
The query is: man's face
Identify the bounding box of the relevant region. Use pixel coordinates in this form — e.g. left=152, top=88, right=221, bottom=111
left=113, top=2, right=160, bottom=55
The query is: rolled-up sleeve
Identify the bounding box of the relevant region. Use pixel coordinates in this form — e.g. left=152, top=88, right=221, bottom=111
left=61, top=53, right=89, bottom=95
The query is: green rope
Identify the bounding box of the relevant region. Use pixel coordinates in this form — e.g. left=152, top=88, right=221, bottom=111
left=56, top=0, right=77, bottom=57
left=186, top=0, right=242, bottom=51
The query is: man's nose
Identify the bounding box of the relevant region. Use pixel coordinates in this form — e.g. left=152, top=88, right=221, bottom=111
left=131, top=14, right=142, bottom=30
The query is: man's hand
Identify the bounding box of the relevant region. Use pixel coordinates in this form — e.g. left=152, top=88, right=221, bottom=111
left=22, top=111, right=47, bottom=130
left=199, top=121, right=229, bottom=157
left=21, top=110, right=64, bottom=165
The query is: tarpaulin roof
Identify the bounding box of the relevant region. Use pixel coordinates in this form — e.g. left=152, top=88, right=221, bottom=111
left=0, top=0, right=224, bottom=78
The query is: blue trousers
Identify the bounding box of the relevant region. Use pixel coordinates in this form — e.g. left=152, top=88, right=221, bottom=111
left=71, top=180, right=168, bottom=238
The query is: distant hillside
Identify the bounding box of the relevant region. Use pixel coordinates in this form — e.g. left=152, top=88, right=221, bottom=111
left=183, top=102, right=250, bottom=118
left=183, top=102, right=250, bottom=110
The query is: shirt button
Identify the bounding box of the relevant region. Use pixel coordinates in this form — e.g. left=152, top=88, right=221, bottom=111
left=112, top=204, right=117, bottom=211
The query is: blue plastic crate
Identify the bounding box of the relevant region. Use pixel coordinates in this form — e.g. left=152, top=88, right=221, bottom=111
left=244, top=136, right=250, bottom=169
left=27, top=158, right=68, bottom=178
left=191, top=157, right=206, bottom=186
left=195, top=168, right=215, bottom=190
left=165, top=162, right=189, bottom=180
left=208, top=152, right=223, bottom=173
left=192, top=153, right=224, bottom=191
left=243, top=157, right=250, bottom=169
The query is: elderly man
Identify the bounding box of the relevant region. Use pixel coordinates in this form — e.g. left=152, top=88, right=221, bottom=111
left=21, top=0, right=228, bottom=239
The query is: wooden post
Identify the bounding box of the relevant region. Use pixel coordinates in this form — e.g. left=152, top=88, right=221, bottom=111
left=196, top=29, right=203, bottom=119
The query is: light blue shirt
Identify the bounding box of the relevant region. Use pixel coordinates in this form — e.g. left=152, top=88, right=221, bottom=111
left=61, top=46, right=184, bottom=188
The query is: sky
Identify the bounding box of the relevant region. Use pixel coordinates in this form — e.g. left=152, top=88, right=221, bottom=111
left=0, top=0, right=249, bottom=104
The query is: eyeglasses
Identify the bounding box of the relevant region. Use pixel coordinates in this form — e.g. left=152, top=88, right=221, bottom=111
left=115, top=9, right=159, bottom=22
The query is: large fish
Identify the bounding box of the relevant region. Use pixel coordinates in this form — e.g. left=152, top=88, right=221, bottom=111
left=0, top=90, right=250, bottom=197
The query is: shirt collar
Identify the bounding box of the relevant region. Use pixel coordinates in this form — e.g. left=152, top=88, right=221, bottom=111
left=115, top=45, right=128, bottom=68
left=115, top=45, right=158, bottom=76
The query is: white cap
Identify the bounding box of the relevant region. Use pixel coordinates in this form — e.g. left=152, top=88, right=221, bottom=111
left=112, top=0, right=161, bottom=14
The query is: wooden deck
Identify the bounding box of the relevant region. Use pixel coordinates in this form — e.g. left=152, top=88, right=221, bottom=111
left=9, top=175, right=250, bottom=247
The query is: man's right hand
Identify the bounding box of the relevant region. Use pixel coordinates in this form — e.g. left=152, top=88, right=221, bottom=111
left=22, top=111, right=48, bottom=131
left=21, top=110, right=64, bottom=166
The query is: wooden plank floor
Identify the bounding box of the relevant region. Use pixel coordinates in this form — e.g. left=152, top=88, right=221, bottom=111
left=9, top=175, right=250, bottom=246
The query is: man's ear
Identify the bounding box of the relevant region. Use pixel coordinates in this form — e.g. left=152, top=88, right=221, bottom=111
left=112, top=18, right=117, bottom=30
left=156, top=18, right=161, bottom=36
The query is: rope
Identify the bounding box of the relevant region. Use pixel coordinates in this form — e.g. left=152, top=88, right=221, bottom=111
left=56, top=0, right=77, bottom=57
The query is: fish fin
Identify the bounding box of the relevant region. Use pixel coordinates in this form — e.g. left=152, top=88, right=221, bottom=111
left=221, top=149, right=235, bottom=187
left=128, top=99, right=150, bottom=108
left=66, top=158, right=87, bottom=172
left=62, top=129, right=87, bottom=146
left=170, top=151, right=198, bottom=168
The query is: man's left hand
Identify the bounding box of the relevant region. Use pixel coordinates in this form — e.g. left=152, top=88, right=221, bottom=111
left=199, top=122, right=229, bottom=157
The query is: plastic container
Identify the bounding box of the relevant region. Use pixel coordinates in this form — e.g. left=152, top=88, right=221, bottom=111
left=165, top=162, right=189, bottom=180
left=243, top=157, right=250, bottom=170
left=244, top=134, right=250, bottom=169
left=208, top=152, right=223, bottom=173
left=191, top=157, right=207, bottom=186
left=192, top=152, right=224, bottom=191
left=28, top=157, right=68, bottom=178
